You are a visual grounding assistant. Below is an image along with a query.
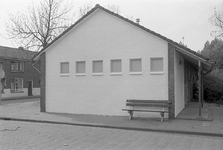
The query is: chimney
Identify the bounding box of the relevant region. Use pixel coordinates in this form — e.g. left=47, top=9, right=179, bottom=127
left=136, top=18, right=140, bottom=24
left=18, top=46, right=24, bottom=50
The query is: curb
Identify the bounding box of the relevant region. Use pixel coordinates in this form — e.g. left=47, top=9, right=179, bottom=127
left=0, top=117, right=222, bottom=138
left=2, top=96, right=40, bottom=101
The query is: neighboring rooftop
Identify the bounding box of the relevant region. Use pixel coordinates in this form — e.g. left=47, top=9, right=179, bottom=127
left=0, top=46, right=37, bottom=60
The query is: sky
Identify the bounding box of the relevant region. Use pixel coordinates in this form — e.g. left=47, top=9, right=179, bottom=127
left=0, top=0, right=222, bottom=52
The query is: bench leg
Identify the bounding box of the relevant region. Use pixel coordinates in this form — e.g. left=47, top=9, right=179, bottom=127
left=160, top=112, right=164, bottom=122
left=128, top=110, right=133, bottom=120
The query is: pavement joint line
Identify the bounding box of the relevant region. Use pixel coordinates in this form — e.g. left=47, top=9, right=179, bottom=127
left=0, top=117, right=222, bottom=138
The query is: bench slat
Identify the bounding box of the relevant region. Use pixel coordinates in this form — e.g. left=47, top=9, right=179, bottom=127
left=122, top=109, right=168, bottom=113
left=127, top=99, right=171, bottom=104
left=126, top=103, right=170, bottom=107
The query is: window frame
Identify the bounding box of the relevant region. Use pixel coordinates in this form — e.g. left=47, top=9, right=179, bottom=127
left=11, top=78, right=23, bottom=93
left=150, top=57, right=164, bottom=74
left=129, top=58, right=142, bottom=75
left=60, top=62, right=69, bottom=76
left=92, top=60, right=103, bottom=75
left=11, top=61, right=24, bottom=72
left=110, top=59, right=122, bottom=75
left=76, top=61, right=86, bottom=76
left=0, top=62, right=3, bottom=70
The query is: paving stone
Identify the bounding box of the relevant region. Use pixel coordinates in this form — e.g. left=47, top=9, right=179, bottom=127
left=1, top=120, right=223, bottom=150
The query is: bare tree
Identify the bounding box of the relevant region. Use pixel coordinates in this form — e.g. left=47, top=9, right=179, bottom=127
left=78, top=2, right=93, bottom=18
left=6, top=0, right=74, bottom=51
left=209, top=8, right=223, bottom=38
left=78, top=3, right=121, bottom=18
left=106, top=4, right=120, bottom=14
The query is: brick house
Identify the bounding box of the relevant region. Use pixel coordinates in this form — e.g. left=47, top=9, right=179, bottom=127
left=33, top=4, right=211, bottom=119
left=0, top=46, right=40, bottom=98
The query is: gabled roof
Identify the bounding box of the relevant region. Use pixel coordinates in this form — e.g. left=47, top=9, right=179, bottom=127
left=0, top=46, right=37, bottom=60
left=32, top=4, right=209, bottom=66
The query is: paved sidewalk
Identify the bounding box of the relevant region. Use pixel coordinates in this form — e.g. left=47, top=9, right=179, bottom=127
left=0, top=98, right=223, bottom=137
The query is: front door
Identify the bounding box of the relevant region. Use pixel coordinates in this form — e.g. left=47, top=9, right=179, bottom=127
left=28, top=81, right=33, bottom=96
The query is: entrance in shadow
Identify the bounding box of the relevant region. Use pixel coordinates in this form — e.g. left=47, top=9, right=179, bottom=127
left=176, top=102, right=212, bottom=121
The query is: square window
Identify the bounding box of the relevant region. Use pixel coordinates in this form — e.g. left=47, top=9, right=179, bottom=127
left=130, top=59, right=142, bottom=72
left=0, top=62, right=3, bottom=70
left=151, top=58, right=163, bottom=72
left=76, top=61, right=86, bottom=74
left=60, top=62, right=69, bottom=74
left=93, top=60, right=103, bottom=73
left=111, top=59, right=122, bottom=73
left=11, top=61, right=24, bottom=72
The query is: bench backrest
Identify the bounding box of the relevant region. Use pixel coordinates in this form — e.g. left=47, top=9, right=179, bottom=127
left=126, top=99, right=171, bottom=107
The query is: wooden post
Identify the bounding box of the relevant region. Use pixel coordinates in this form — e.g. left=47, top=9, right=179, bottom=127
left=201, top=71, right=204, bottom=108
left=198, top=61, right=202, bottom=116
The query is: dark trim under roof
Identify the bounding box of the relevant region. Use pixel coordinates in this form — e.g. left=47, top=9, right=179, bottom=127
left=33, top=4, right=208, bottom=62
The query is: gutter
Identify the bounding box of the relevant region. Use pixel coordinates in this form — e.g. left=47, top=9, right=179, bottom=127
left=203, top=61, right=216, bottom=76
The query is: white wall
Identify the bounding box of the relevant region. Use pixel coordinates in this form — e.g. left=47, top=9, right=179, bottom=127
left=174, top=51, right=185, bottom=117
left=45, top=9, right=169, bottom=117
left=33, top=88, right=40, bottom=96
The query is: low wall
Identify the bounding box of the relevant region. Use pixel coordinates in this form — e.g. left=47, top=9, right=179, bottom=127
left=2, top=88, right=40, bottom=98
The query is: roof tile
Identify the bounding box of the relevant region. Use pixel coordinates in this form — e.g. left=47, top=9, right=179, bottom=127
left=0, top=46, right=37, bottom=60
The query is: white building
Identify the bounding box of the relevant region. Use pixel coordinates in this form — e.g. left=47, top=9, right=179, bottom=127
left=33, top=4, right=211, bottom=119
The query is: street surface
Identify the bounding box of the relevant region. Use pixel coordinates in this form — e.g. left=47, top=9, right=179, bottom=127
left=0, top=120, right=222, bottom=150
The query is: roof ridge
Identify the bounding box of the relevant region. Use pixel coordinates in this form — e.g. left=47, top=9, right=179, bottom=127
left=0, top=45, right=37, bottom=53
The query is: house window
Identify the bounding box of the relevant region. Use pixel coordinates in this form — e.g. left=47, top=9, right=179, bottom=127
left=0, top=62, right=3, bottom=70
left=111, top=59, right=122, bottom=74
left=11, top=78, right=23, bottom=92
left=92, top=60, right=103, bottom=74
left=150, top=57, right=164, bottom=73
left=76, top=61, right=86, bottom=74
left=130, top=58, right=142, bottom=73
left=11, top=61, right=24, bottom=72
left=60, top=62, right=69, bottom=75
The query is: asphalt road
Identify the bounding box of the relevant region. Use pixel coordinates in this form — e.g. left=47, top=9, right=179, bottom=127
left=0, top=120, right=222, bottom=150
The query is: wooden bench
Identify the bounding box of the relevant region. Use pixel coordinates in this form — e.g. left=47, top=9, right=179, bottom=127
left=122, top=99, right=171, bottom=122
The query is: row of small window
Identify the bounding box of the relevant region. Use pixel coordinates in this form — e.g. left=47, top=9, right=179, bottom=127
left=60, top=58, right=164, bottom=75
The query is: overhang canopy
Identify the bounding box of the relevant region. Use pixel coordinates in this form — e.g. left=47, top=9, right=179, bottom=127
left=174, top=45, right=211, bottom=71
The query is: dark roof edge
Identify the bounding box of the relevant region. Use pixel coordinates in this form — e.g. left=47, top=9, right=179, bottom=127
left=32, top=4, right=208, bottom=62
